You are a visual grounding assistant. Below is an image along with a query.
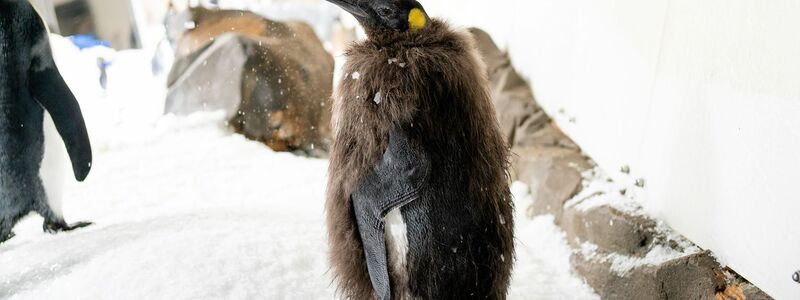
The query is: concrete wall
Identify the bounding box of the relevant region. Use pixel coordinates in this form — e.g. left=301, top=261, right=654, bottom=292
left=86, top=0, right=138, bottom=49
left=30, top=0, right=61, bottom=33
left=48, top=0, right=140, bottom=49
left=422, top=0, right=800, bottom=298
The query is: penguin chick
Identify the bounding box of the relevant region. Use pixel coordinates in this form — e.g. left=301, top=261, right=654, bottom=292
left=1, top=0, right=93, bottom=244
left=324, top=1, right=515, bottom=299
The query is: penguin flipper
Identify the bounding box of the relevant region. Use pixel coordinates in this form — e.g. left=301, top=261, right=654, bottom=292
left=352, top=128, right=430, bottom=300
left=28, top=35, right=92, bottom=182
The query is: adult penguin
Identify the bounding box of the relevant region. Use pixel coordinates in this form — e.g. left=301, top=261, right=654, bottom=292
left=324, top=0, right=514, bottom=299
left=0, top=0, right=93, bottom=244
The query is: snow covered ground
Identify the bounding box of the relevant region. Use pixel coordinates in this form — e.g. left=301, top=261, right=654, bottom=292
left=0, top=37, right=598, bottom=299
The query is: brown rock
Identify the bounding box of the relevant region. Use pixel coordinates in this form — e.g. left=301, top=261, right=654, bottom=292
left=469, top=28, right=554, bottom=149
left=471, top=27, right=587, bottom=218
left=165, top=8, right=333, bottom=156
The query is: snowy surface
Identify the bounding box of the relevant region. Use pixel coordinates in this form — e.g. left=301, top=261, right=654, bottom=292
left=508, top=183, right=599, bottom=300
left=0, top=36, right=598, bottom=299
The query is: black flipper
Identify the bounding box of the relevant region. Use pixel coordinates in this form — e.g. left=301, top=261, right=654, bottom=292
left=28, top=33, right=92, bottom=181
left=352, top=128, right=430, bottom=300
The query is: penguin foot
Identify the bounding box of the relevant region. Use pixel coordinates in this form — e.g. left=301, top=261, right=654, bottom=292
left=0, top=231, right=15, bottom=243
left=43, top=221, right=93, bottom=234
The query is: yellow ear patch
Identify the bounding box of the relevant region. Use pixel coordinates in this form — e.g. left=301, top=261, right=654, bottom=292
left=408, top=8, right=427, bottom=31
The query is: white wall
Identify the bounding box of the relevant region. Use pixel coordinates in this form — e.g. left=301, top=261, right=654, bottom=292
left=423, top=0, right=800, bottom=298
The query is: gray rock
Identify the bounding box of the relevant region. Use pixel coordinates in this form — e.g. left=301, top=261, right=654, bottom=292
left=166, top=33, right=245, bottom=118
left=657, top=251, right=726, bottom=300
left=470, top=28, right=555, bottom=149
left=572, top=250, right=724, bottom=300
left=741, top=284, right=775, bottom=300
left=513, top=146, right=591, bottom=221
left=562, top=205, right=656, bottom=257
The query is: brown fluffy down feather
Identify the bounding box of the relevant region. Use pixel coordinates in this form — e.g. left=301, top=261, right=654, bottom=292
left=326, top=19, right=514, bottom=299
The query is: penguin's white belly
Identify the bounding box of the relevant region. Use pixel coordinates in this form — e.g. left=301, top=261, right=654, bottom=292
left=40, top=112, right=67, bottom=218
left=384, top=207, right=411, bottom=298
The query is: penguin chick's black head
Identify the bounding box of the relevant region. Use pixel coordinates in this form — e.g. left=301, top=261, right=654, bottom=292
left=325, top=0, right=429, bottom=32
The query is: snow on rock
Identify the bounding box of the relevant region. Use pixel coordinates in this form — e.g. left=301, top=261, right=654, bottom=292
left=564, top=168, right=646, bottom=215
left=578, top=242, right=699, bottom=277
left=564, top=168, right=703, bottom=277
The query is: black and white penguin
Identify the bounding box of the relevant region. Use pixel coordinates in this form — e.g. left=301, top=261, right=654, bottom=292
left=0, top=0, right=93, bottom=244
left=324, top=0, right=515, bottom=299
